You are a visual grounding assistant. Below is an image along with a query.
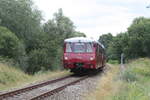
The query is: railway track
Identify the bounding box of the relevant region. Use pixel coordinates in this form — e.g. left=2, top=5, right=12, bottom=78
left=0, top=75, right=89, bottom=100
left=0, top=75, right=72, bottom=100
left=30, top=76, right=88, bottom=100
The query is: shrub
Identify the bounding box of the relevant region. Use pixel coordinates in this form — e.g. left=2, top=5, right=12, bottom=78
left=27, top=49, right=51, bottom=74
left=0, top=26, right=28, bottom=71
left=122, top=68, right=138, bottom=82
left=0, top=26, right=19, bottom=58
left=108, top=60, right=119, bottom=64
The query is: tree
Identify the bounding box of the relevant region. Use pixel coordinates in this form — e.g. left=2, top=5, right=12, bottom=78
left=128, top=17, right=150, bottom=57
left=106, top=32, right=129, bottom=61
left=73, top=31, right=86, bottom=37
left=0, top=4, right=88, bottom=73
left=0, top=26, right=28, bottom=70
left=0, top=0, right=42, bottom=52
left=53, top=8, right=75, bottom=43
left=98, top=33, right=113, bottom=49
left=0, top=26, right=20, bottom=58
left=105, top=17, right=150, bottom=62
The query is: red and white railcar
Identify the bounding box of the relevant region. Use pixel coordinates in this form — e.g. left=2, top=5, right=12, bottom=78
left=63, top=37, right=106, bottom=73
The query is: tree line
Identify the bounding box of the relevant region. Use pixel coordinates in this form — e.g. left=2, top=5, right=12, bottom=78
left=99, top=17, right=150, bottom=63
left=0, top=0, right=85, bottom=74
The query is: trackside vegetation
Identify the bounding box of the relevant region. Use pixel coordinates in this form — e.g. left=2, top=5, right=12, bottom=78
left=0, top=62, right=70, bottom=90
left=99, top=17, right=150, bottom=62
left=86, top=58, right=150, bottom=100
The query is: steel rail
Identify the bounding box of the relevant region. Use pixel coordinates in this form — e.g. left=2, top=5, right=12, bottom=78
left=30, top=76, right=89, bottom=100
left=0, top=75, right=72, bottom=99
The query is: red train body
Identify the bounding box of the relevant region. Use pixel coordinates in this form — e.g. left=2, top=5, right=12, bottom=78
left=63, top=37, right=106, bottom=73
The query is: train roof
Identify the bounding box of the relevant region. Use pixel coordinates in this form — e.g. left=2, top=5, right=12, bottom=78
left=64, top=37, right=94, bottom=43
left=64, top=37, right=105, bottom=49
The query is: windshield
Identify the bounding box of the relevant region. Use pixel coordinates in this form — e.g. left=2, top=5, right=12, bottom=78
left=65, top=42, right=93, bottom=53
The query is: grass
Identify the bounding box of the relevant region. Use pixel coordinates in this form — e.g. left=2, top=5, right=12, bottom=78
left=85, top=58, right=150, bottom=100
left=0, top=63, right=70, bottom=91
left=108, top=60, right=119, bottom=64
left=85, top=64, right=121, bottom=100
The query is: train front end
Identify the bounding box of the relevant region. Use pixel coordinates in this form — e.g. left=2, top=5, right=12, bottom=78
left=63, top=37, right=96, bottom=73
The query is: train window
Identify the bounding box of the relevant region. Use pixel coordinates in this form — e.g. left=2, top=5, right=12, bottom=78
left=65, top=42, right=93, bottom=53
left=66, top=43, right=72, bottom=52
left=73, top=43, right=85, bottom=53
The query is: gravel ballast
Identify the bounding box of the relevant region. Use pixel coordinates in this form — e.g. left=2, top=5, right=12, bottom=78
left=44, top=71, right=104, bottom=100
left=4, top=77, right=80, bottom=100
left=2, top=67, right=108, bottom=100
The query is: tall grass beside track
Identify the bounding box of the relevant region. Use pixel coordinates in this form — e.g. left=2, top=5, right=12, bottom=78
left=0, top=63, right=70, bottom=91
left=86, top=58, right=150, bottom=100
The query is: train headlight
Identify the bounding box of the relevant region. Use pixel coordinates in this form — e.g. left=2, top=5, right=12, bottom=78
left=64, top=57, right=68, bottom=60
left=90, top=57, right=94, bottom=61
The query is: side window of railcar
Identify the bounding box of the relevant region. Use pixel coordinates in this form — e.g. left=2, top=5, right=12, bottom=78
left=96, top=44, right=99, bottom=54
left=86, top=43, right=93, bottom=52
left=99, top=46, right=103, bottom=54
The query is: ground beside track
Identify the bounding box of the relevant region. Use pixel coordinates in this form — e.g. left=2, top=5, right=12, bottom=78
left=0, top=63, right=70, bottom=91
left=1, top=63, right=109, bottom=100
left=85, top=58, right=150, bottom=100
left=43, top=66, right=108, bottom=100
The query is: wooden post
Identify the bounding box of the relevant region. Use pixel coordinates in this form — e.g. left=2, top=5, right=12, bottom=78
left=120, top=53, right=125, bottom=72
left=121, top=53, right=124, bottom=65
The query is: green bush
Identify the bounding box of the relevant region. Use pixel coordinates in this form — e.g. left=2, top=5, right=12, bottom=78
left=112, top=58, right=150, bottom=100
left=108, top=60, right=119, bottom=64
left=0, top=26, right=28, bottom=71
left=27, top=49, right=51, bottom=74
left=0, top=26, right=19, bottom=58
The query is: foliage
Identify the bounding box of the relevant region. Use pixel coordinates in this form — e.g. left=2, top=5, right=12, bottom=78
left=0, top=26, right=19, bottom=58
left=0, top=0, right=42, bottom=51
left=0, top=63, right=30, bottom=90
left=108, top=60, right=119, bottom=64
left=86, top=58, right=150, bottom=100
left=99, top=33, right=113, bottom=49
left=0, top=62, right=70, bottom=90
left=128, top=17, right=150, bottom=58
left=36, top=8, right=86, bottom=73
left=107, top=33, right=129, bottom=61
left=99, top=17, right=150, bottom=62
left=0, top=26, right=28, bottom=70
left=0, top=0, right=85, bottom=74
left=113, top=58, right=150, bottom=100
left=74, top=31, right=86, bottom=37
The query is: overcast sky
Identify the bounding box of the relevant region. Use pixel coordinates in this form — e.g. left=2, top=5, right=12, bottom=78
left=33, top=0, right=149, bottom=40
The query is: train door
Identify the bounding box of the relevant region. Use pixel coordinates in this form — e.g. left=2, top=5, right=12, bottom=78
left=95, top=44, right=98, bottom=68
left=95, top=44, right=101, bottom=68
left=102, top=48, right=106, bottom=66
left=99, top=45, right=103, bottom=67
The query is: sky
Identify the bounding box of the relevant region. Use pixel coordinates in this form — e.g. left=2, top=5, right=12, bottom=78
left=33, top=0, right=150, bottom=40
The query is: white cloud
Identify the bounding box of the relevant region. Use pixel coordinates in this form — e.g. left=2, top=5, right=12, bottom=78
left=33, top=0, right=149, bottom=40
